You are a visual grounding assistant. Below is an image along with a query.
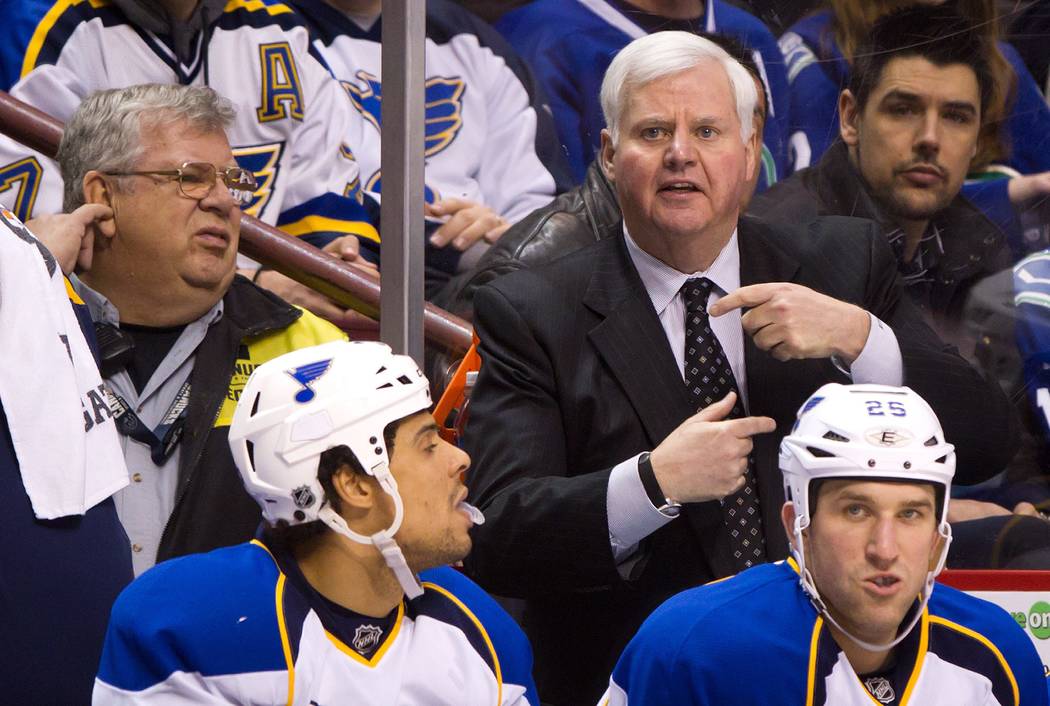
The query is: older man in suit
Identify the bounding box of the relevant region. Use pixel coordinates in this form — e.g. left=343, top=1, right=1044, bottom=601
left=461, top=31, right=1014, bottom=706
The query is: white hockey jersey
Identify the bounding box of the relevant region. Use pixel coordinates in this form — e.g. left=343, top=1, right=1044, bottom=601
left=601, top=559, right=1048, bottom=706
left=93, top=538, right=539, bottom=705
left=0, top=0, right=378, bottom=253
left=293, top=0, right=571, bottom=225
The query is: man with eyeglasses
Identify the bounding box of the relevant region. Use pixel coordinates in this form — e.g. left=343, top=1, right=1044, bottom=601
left=56, top=83, right=347, bottom=577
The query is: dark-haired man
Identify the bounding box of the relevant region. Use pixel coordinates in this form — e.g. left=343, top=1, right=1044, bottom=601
left=94, top=341, right=537, bottom=704
left=751, top=5, right=1010, bottom=341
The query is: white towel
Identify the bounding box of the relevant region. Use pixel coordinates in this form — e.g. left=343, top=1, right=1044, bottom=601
left=0, top=208, right=128, bottom=519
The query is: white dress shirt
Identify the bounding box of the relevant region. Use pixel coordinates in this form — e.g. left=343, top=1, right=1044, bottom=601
left=607, top=227, right=904, bottom=566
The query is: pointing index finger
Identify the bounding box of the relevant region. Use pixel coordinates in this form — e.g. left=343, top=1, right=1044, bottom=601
left=725, top=415, right=777, bottom=438
left=708, top=283, right=779, bottom=317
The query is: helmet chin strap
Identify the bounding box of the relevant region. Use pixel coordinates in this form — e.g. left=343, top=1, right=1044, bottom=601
left=316, top=468, right=489, bottom=602
left=318, top=467, right=426, bottom=600
left=791, top=519, right=952, bottom=654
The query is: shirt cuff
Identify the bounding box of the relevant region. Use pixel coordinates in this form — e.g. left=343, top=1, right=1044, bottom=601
left=844, top=312, right=903, bottom=385
left=607, top=453, right=675, bottom=566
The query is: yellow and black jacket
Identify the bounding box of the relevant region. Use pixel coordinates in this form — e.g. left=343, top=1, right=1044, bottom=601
left=157, top=275, right=344, bottom=562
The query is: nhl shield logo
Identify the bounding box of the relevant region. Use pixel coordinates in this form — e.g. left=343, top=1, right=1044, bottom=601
left=863, top=676, right=895, bottom=704
left=352, top=624, right=384, bottom=655
left=291, top=485, right=315, bottom=509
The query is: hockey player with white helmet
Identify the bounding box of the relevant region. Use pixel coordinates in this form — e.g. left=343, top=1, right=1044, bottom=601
left=93, top=340, right=538, bottom=705
left=601, top=383, right=1046, bottom=706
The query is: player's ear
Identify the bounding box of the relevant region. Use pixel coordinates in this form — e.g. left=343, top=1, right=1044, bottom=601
left=781, top=502, right=798, bottom=550
left=330, top=465, right=377, bottom=511
left=82, top=171, right=117, bottom=242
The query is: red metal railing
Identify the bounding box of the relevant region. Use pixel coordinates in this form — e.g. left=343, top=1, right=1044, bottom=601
left=0, top=90, right=472, bottom=355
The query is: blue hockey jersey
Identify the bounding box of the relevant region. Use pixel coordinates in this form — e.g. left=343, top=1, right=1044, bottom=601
left=495, top=0, right=790, bottom=191
left=94, top=538, right=539, bottom=705
left=1014, top=250, right=1050, bottom=448
left=779, top=10, right=1050, bottom=254
left=602, top=559, right=1047, bottom=706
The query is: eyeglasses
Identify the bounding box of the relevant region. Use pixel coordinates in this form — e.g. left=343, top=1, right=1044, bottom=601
left=102, top=161, right=258, bottom=207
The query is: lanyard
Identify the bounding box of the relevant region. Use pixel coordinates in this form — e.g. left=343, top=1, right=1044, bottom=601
left=108, top=380, right=191, bottom=466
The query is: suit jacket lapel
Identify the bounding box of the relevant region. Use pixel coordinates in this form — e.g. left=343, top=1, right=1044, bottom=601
left=583, top=235, right=694, bottom=447
left=583, top=235, right=737, bottom=577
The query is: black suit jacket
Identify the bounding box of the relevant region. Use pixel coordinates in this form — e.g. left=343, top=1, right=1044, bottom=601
left=463, top=215, right=1013, bottom=705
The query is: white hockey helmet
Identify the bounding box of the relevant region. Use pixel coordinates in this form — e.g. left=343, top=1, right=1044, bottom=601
left=228, top=340, right=432, bottom=598
left=779, top=383, right=955, bottom=651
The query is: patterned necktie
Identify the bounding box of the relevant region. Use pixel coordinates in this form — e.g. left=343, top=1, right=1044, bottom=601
left=682, top=277, right=766, bottom=570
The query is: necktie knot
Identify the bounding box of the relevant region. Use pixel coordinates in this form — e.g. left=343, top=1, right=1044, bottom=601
left=683, top=277, right=715, bottom=314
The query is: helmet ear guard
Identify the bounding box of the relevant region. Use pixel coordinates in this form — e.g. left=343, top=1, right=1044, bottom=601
left=779, top=383, right=955, bottom=651
left=228, top=340, right=434, bottom=599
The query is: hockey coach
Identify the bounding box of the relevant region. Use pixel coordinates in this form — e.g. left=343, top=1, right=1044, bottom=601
left=459, top=30, right=1016, bottom=705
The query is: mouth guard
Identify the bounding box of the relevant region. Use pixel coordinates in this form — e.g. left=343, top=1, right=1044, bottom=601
left=458, top=501, right=485, bottom=525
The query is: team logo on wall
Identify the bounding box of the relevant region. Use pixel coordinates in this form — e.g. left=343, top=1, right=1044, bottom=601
left=863, top=676, right=895, bottom=704
left=291, top=485, right=316, bottom=509
left=353, top=624, right=384, bottom=654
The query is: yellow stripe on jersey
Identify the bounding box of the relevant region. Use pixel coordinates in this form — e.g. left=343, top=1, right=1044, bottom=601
left=422, top=581, right=504, bottom=706
left=323, top=602, right=405, bottom=668
left=249, top=540, right=296, bottom=704
left=898, top=609, right=930, bottom=705
left=222, top=0, right=293, bottom=17
left=64, top=276, right=84, bottom=305
left=804, top=616, right=823, bottom=706
left=928, top=615, right=1021, bottom=706
left=279, top=215, right=381, bottom=244
left=275, top=574, right=296, bottom=705
left=21, top=0, right=109, bottom=78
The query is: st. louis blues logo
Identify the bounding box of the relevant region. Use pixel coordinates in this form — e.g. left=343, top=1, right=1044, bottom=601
left=341, top=71, right=466, bottom=157
left=287, top=358, right=332, bottom=403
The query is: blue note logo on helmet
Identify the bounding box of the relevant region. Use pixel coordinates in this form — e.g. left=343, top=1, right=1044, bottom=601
left=286, top=358, right=333, bottom=403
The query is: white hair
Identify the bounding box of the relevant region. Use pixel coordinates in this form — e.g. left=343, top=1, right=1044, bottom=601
left=600, top=31, right=758, bottom=145
left=56, top=84, right=236, bottom=212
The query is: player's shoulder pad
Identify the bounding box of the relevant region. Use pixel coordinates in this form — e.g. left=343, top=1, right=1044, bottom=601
left=97, top=542, right=286, bottom=691
left=633, top=562, right=807, bottom=658
left=928, top=583, right=1049, bottom=706
left=418, top=566, right=536, bottom=693
left=5, top=0, right=127, bottom=86
left=494, top=0, right=605, bottom=45
left=711, top=0, right=780, bottom=46
left=217, top=0, right=313, bottom=39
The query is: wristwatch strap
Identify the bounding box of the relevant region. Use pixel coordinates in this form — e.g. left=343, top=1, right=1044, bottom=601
left=638, top=452, right=681, bottom=517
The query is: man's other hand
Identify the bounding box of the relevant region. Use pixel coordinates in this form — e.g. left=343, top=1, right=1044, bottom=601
left=649, top=392, right=776, bottom=503
left=27, top=204, right=113, bottom=275
left=709, top=282, right=870, bottom=364
left=426, top=198, right=509, bottom=251
left=252, top=268, right=376, bottom=329
left=947, top=498, right=1043, bottom=523
left=321, top=234, right=379, bottom=273
left=1007, top=171, right=1050, bottom=205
